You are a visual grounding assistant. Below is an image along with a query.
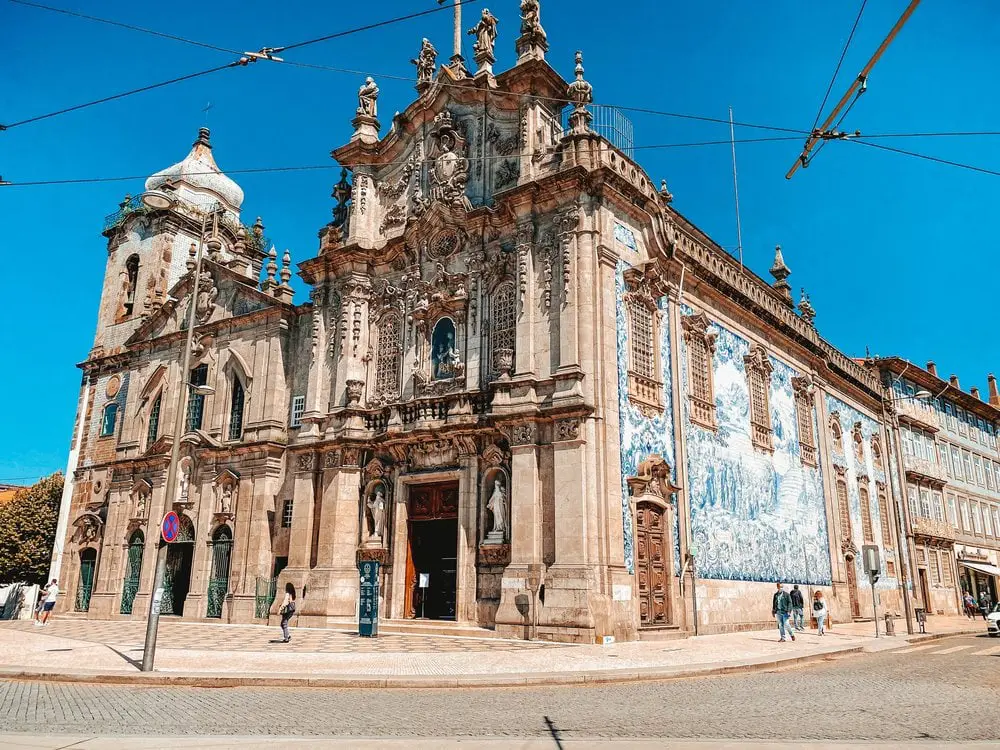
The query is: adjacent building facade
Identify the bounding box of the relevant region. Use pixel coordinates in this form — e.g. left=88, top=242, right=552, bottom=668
left=50, top=3, right=993, bottom=641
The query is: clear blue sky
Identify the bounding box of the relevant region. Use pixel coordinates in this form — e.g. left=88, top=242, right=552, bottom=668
left=2, top=0, right=998, bottom=483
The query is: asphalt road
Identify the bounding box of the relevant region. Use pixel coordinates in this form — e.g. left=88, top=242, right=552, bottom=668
left=1, top=635, right=998, bottom=742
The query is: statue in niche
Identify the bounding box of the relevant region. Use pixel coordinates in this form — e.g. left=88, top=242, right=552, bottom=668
left=135, top=488, right=148, bottom=518
left=195, top=270, right=218, bottom=325
left=485, top=477, right=508, bottom=541
left=357, top=76, right=379, bottom=118
left=468, top=9, right=499, bottom=60
left=411, top=38, right=437, bottom=85
left=432, top=324, right=461, bottom=379
left=220, top=483, right=235, bottom=514
left=366, top=488, right=386, bottom=541
left=178, top=459, right=191, bottom=502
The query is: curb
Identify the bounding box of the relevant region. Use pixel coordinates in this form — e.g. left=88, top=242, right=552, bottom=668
left=0, top=644, right=865, bottom=689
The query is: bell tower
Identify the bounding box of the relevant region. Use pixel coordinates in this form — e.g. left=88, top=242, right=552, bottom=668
left=90, top=128, right=257, bottom=357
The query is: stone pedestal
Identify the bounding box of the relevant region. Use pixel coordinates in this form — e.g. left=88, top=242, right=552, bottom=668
left=351, top=114, right=380, bottom=145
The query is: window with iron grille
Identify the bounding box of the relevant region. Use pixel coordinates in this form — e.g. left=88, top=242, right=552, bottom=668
left=489, top=282, right=516, bottom=379
left=792, top=377, right=816, bottom=466
left=942, top=554, right=954, bottom=585
left=876, top=483, right=893, bottom=548
left=930, top=549, right=942, bottom=586
left=860, top=485, right=874, bottom=543
left=682, top=313, right=717, bottom=430
left=289, top=395, right=305, bottom=427
left=837, top=477, right=852, bottom=540
left=744, top=345, right=773, bottom=452
left=147, top=393, right=162, bottom=447
left=373, top=313, right=402, bottom=403
left=830, top=417, right=844, bottom=454
left=186, top=363, right=208, bottom=432
left=627, top=299, right=655, bottom=379
left=228, top=378, right=245, bottom=441
left=282, top=499, right=294, bottom=528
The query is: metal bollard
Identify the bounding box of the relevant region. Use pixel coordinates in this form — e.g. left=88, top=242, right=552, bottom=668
left=884, top=612, right=895, bottom=636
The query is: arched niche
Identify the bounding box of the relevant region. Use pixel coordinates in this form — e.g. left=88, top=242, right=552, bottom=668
left=481, top=466, right=510, bottom=546
left=431, top=316, right=461, bottom=380
left=361, top=479, right=389, bottom=549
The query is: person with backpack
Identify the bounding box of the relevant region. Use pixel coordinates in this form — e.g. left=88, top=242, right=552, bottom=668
left=790, top=584, right=805, bottom=631
left=277, top=582, right=296, bottom=643
left=812, top=590, right=828, bottom=635
left=771, top=582, right=795, bottom=642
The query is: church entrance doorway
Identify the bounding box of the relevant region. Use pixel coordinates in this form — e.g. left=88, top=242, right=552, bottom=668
left=845, top=556, right=861, bottom=619
left=635, top=502, right=669, bottom=626
left=160, top=515, right=194, bottom=616
left=405, top=482, right=459, bottom=620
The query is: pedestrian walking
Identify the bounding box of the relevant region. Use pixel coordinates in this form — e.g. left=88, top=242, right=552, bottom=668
left=790, top=584, right=805, bottom=631
left=812, top=591, right=828, bottom=636
left=979, top=591, right=992, bottom=621
left=772, top=582, right=795, bottom=642
left=963, top=591, right=976, bottom=619
left=277, top=582, right=296, bottom=644
left=35, top=580, right=58, bottom=626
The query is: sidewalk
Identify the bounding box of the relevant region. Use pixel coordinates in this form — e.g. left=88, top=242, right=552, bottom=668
left=0, top=614, right=981, bottom=688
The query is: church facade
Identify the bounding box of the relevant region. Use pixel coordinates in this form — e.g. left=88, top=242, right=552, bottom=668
left=54, top=3, right=929, bottom=642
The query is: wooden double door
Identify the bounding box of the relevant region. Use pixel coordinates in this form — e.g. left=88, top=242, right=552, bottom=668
left=405, top=482, right=459, bottom=620
left=635, top=502, right=670, bottom=626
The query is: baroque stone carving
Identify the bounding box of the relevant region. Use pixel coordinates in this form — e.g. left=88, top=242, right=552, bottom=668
left=411, top=38, right=437, bottom=88
left=379, top=204, right=407, bottom=234
left=517, top=0, right=548, bottom=59
left=495, top=160, right=519, bottom=190
left=323, top=450, right=342, bottom=469
left=626, top=454, right=678, bottom=500
left=295, top=453, right=315, bottom=473
left=482, top=442, right=508, bottom=467
left=194, top=269, right=218, bottom=324
left=468, top=9, right=498, bottom=73
left=342, top=447, right=362, bottom=467
left=556, top=206, right=580, bottom=303
left=504, top=422, right=536, bottom=446
left=409, top=439, right=459, bottom=469
left=554, top=418, right=581, bottom=442
left=356, top=76, right=379, bottom=118
left=427, top=112, right=472, bottom=210
left=346, top=379, right=364, bottom=407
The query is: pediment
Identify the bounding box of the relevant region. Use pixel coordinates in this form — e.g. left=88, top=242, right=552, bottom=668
left=125, top=260, right=282, bottom=346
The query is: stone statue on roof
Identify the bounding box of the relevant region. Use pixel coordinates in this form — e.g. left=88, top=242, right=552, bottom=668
left=357, top=77, right=379, bottom=118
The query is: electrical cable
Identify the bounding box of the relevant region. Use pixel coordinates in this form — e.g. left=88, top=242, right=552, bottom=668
left=849, top=139, right=1000, bottom=177
left=1, top=61, right=244, bottom=130
left=0, top=135, right=808, bottom=188
left=809, top=0, right=868, bottom=134
left=8, top=0, right=242, bottom=55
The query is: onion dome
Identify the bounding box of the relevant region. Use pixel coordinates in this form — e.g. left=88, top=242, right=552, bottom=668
left=145, top=128, right=244, bottom=212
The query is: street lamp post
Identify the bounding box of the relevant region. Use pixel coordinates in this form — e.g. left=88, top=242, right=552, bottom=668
left=139, top=194, right=220, bottom=672
left=883, top=387, right=932, bottom=637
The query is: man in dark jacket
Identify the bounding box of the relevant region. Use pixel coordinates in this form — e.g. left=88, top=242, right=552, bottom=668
left=790, top=584, right=805, bottom=631
left=772, top=582, right=795, bottom=642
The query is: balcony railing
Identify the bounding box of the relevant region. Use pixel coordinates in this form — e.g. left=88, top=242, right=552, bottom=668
left=904, top=454, right=948, bottom=484
left=897, top=399, right=940, bottom=431
left=102, top=194, right=146, bottom=232
left=911, top=516, right=956, bottom=541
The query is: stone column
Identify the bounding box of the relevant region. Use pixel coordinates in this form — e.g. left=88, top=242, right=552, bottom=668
left=282, top=453, right=317, bottom=575
left=301, top=449, right=362, bottom=622
left=495, top=424, right=542, bottom=639
left=536, top=418, right=596, bottom=643
left=389, top=471, right=410, bottom=619
left=514, top=219, right=537, bottom=377
left=555, top=206, right=582, bottom=375
left=455, top=446, right=479, bottom=623
left=300, top=287, right=328, bottom=439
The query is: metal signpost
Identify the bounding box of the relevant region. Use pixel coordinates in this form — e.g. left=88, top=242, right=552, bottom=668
left=358, top=560, right=379, bottom=638
left=862, top=544, right=881, bottom=638
left=161, top=511, right=180, bottom=544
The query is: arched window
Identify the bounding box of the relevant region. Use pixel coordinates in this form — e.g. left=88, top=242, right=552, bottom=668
left=830, top=416, right=844, bottom=454
left=623, top=267, right=664, bottom=415
left=124, top=255, right=139, bottom=316
left=228, top=378, right=245, bottom=441
left=836, top=470, right=853, bottom=541
left=860, top=485, right=874, bottom=543
left=876, top=482, right=893, bottom=548
left=744, top=345, right=774, bottom=453
left=100, top=403, right=119, bottom=437
left=792, top=376, right=817, bottom=466
left=682, top=313, right=717, bottom=429
left=207, top=526, right=233, bottom=618
left=373, top=313, right=402, bottom=403
left=489, top=282, right=516, bottom=379
left=871, top=437, right=883, bottom=469
left=186, top=363, right=208, bottom=432
left=147, top=393, right=162, bottom=447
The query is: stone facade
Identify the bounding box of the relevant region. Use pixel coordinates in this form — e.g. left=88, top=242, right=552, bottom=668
left=52, top=4, right=988, bottom=641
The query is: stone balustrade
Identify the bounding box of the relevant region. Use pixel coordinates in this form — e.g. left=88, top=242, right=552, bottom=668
left=904, top=454, right=948, bottom=485
left=897, top=399, right=940, bottom=431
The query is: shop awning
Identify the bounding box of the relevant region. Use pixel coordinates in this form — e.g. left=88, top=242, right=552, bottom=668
left=958, top=560, right=1000, bottom=578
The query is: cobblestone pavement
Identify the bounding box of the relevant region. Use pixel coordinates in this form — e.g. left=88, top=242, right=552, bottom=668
left=0, top=619, right=562, bottom=653
left=1, top=635, right=998, bottom=741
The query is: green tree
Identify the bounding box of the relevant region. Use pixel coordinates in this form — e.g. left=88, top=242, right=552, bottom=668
left=0, top=473, right=63, bottom=584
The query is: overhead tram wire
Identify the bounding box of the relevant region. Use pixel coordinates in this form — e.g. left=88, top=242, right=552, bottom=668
left=1, top=0, right=480, bottom=132
left=807, top=0, right=868, bottom=136
left=848, top=139, right=1000, bottom=178
left=1, top=135, right=812, bottom=188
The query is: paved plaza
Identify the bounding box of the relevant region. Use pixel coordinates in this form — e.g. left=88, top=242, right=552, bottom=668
left=0, top=615, right=978, bottom=686
left=0, top=634, right=998, bottom=745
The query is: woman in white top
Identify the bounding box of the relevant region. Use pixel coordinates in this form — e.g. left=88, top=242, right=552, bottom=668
left=812, top=590, right=828, bottom=636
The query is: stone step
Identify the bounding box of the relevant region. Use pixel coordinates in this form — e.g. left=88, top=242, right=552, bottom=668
left=376, top=619, right=503, bottom=639
left=638, top=625, right=690, bottom=642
